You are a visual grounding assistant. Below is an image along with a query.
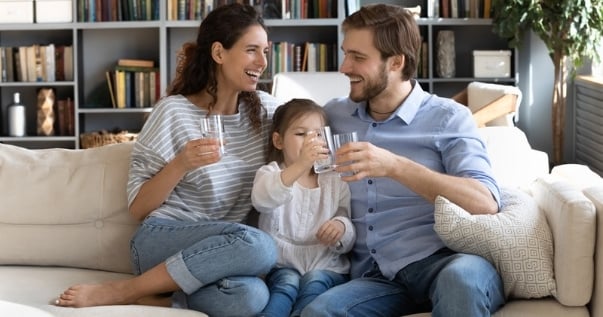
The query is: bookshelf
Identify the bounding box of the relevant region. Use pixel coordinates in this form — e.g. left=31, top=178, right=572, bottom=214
left=0, top=0, right=514, bottom=150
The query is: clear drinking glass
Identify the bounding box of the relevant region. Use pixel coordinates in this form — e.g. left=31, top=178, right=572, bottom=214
left=313, top=126, right=336, bottom=173
left=200, top=114, right=226, bottom=155
left=333, top=131, right=358, bottom=177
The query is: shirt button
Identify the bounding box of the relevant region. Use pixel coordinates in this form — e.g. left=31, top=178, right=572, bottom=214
left=368, top=225, right=373, bottom=231
left=371, top=249, right=376, bottom=254
left=368, top=208, right=373, bottom=213
left=368, top=180, right=373, bottom=185
left=372, top=123, right=377, bottom=127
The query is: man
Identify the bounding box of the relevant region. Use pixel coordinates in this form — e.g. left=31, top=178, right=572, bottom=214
left=301, top=4, right=505, bottom=317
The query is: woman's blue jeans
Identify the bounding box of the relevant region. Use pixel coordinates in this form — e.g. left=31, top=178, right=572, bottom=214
left=301, top=249, right=505, bottom=317
left=259, top=268, right=348, bottom=317
left=130, top=216, right=277, bottom=317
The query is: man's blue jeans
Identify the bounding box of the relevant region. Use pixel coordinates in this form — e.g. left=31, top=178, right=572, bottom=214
left=259, top=268, right=348, bottom=317
left=130, top=216, right=277, bottom=317
left=301, top=248, right=505, bottom=317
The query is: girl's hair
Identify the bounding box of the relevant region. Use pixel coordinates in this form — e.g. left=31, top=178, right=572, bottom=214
left=342, top=3, right=421, bottom=81
left=267, top=98, right=327, bottom=163
left=168, top=3, right=267, bottom=132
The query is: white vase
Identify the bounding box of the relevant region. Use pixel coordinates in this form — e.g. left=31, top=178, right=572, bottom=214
left=436, top=30, right=456, bottom=78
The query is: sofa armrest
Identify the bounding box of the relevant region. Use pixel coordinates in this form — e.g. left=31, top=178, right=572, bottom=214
left=551, top=164, right=603, bottom=316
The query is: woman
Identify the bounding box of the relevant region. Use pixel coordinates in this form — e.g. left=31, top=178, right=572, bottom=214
left=55, top=3, right=279, bottom=316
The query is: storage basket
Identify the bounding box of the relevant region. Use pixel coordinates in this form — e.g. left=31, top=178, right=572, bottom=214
left=80, top=130, right=138, bottom=149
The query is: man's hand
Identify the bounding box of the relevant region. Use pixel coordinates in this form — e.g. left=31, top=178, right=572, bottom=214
left=335, top=141, right=396, bottom=181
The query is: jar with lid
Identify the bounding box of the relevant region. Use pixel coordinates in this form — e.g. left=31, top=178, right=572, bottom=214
left=8, top=92, right=26, bottom=137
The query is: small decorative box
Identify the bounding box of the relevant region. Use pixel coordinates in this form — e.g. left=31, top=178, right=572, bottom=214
left=0, top=0, right=34, bottom=23
left=473, top=50, right=512, bottom=78
left=35, top=0, right=73, bottom=23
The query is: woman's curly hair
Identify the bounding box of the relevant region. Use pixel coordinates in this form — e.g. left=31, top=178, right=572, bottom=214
left=167, top=3, right=266, bottom=133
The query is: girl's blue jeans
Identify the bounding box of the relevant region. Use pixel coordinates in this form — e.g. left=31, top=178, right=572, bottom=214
left=130, top=216, right=277, bottom=317
left=300, top=248, right=505, bottom=317
left=259, top=267, right=348, bottom=317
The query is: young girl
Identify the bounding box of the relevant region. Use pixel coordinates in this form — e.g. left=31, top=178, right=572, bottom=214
left=251, top=98, right=356, bottom=317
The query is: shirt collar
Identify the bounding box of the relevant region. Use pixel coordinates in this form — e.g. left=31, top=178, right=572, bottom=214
left=351, top=80, right=427, bottom=124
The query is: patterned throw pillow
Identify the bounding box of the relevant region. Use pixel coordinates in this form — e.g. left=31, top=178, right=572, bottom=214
left=433, top=187, right=557, bottom=299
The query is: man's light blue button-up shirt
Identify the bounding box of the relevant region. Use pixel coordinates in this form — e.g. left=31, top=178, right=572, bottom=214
left=324, top=81, right=500, bottom=280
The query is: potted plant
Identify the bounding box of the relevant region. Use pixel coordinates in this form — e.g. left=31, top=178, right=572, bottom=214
left=491, top=0, right=603, bottom=165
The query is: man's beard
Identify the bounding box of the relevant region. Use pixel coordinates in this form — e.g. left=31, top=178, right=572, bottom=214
left=349, top=62, right=388, bottom=103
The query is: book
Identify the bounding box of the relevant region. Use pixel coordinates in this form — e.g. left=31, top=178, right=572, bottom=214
left=4, top=47, right=15, bottom=82
left=63, top=45, right=74, bottom=81
left=451, top=0, right=459, bottom=18
left=441, top=0, right=450, bottom=18
left=106, top=71, right=117, bottom=108
left=45, top=44, right=55, bottom=82
left=0, top=47, right=4, bottom=82
left=55, top=45, right=65, bottom=81
left=56, top=98, right=74, bottom=136
left=483, top=0, right=492, bottom=18
left=114, top=65, right=159, bottom=73
left=26, top=45, right=37, bottom=82
left=117, top=58, right=154, bottom=68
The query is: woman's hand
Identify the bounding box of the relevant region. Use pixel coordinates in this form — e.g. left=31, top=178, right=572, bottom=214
left=176, top=138, right=222, bottom=172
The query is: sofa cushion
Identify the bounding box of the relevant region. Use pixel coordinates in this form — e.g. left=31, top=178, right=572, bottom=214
left=0, top=142, right=139, bottom=274
left=434, top=187, right=556, bottom=299
left=478, top=127, right=549, bottom=190
left=529, top=175, right=596, bottom=306
left=0, top=266, right=208, bottom=317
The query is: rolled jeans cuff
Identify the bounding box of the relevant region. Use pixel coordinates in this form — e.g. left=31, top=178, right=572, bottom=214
left=166, top=252, right=203, bottom=295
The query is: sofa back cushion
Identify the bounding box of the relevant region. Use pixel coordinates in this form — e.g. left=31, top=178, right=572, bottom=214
left=0, top=142, right=139, bottom=274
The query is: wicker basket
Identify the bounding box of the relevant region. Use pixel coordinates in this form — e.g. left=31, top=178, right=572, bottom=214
left=80, top=130, right=138, bottom=149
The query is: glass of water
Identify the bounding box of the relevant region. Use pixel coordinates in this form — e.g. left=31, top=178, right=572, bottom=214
left=200, top=114, right=226, bottom=155
left=313, top=126, right=336, bottom=173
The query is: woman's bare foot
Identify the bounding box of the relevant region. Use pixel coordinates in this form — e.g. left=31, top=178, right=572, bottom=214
left=54, top=280, right=137, bottom=308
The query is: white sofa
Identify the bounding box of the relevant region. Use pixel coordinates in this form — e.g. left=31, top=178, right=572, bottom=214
left=0, top=124, right=599, bottom=317
left=0, top=72, right=600, bottom=317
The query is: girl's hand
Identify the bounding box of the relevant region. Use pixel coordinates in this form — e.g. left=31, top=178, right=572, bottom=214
left=175, top=138, right=221, bottom=172
left=303, top=130, right=330, bottom=167
left=316, top=219, right=345, bottom=246
left=300, top=130, right=328, bottom=168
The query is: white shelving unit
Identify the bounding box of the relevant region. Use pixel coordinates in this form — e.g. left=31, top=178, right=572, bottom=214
left=0, top=0, right=515, bottom=149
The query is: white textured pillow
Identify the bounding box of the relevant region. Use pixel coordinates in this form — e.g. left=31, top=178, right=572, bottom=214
left=434, top=187, right=556, bottom=299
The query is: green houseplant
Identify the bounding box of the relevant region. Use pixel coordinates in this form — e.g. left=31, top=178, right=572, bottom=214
left=491, top=0, right=603, bottom=165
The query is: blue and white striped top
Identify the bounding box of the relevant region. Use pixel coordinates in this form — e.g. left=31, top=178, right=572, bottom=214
left=127, top=91, right=280, bottom=223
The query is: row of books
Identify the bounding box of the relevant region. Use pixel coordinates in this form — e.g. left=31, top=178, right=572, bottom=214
left=167, top=0, right=210, bottom=20
left=106, top=59, right=160, bottom=109
left=428, top=0, right=492, bottom=19
left=165, top=0, right=338, bottom=21
left=77, top=0, right=160, bottom=22
left=263, top=41, right=337, bottom=79
left=0, top=45, right=73, bottom=83
left=259, top=0, right=338, bottom=19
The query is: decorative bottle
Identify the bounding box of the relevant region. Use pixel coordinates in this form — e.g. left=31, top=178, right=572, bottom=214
left=8, top=92, right=26, bottom=137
